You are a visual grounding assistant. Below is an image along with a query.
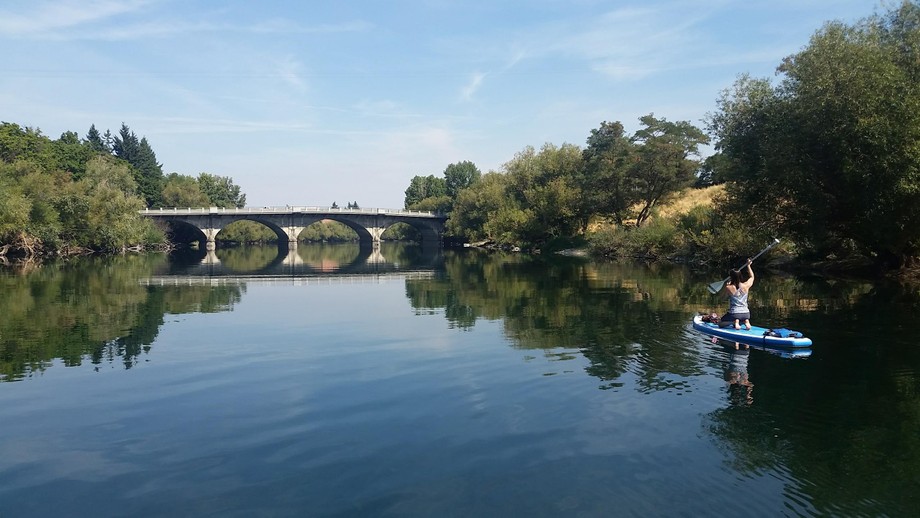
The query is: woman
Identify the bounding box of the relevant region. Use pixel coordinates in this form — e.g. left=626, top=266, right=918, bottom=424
left=720, top=258, right=754, bottom=330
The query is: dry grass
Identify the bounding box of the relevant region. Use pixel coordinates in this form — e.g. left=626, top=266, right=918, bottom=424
left=655, top=184, right=725, bottom=220
left=586, top=184, right=725, bottom=232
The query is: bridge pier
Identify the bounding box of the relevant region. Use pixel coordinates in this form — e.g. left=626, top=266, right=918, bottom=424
left=199, top=228, right=221, bottom=251
left=282, top=226, right=305, bottom=249
left=368, top=227, right=386, bottom=246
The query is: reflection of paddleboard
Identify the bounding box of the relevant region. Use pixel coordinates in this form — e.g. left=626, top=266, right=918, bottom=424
left=710, top=335, right=812, bottom=359
left=692, top=315, right=813, bottom=348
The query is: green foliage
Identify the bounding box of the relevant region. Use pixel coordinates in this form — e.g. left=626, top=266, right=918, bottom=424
left=442, top=116, right=706, bottom=248
left=52, top=131, right=96, bottom=179
left=587, top=217, right=680, bottom=259
left=444, top=160, right=481, bottom=198
left=217, top=221, right=278, bottom=243
left=0, top=173, right=29, bottom=239
left=405, top=174, right=447, bottom=209
left=113, top=124, right=164, bottom=208
left=0, top=127, right=163, bottom=254
left=447, top=144, right=583, bottom=247
left=162, top=173, right=210, bottom=208
left=198, top=172, right=246, bottom=208
left=586, top=196, right=770, bottom=265
left=580, top=120, right=635, bottom=227
left=83, top=155, right=139, bottom=196
left=299, top=220, right=358, bottom=242
left=83, top=179, right=151, bottom=251
left=410, top=195, right=452, bottom=213
left=381, top=222, right=421, bottom=241
left=160, top=172, right=246, bottom=209
left=446, top=172, right=508, bottom=241
left=404, top=161, right=481, bottom=213
left=0, top=123, right=49, bottom=165
left=707, top=2, right=920, bottom=266
left=630, top=114, right=709, bottom=227
left=69, top=155, right=158, bottom=250
left=85, top=124, right=108, bottom=153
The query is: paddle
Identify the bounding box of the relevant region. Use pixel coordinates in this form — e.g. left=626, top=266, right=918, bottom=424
left=707, top=238, right=780, bottom=294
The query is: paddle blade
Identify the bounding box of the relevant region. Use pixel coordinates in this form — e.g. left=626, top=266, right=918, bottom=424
left=707, top=278, right=727, bottom=294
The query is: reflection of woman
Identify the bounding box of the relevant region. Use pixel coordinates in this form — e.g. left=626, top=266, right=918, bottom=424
left=725, top=346, right=754, bottom=406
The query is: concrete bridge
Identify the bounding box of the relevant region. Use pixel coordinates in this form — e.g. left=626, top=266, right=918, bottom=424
left=140, top=206, right=447, bottom=249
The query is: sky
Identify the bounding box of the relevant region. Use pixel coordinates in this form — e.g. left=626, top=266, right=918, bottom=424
left=1, top=0, right=880, bottom=208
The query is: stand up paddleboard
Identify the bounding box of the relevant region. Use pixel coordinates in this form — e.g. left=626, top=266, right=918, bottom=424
left=692, top=315, right=812, bottom=348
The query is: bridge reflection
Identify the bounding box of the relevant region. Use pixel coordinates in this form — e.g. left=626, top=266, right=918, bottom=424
left=153, top=243, right=445, bottom=279
left=140, top=271, right=437, bottom=287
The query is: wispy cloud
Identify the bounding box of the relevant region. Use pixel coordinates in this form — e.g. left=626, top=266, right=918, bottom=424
left=503, top=49, right=527, bottom=72
left=0, top=0, right=153, bottom=36
left=460, top=72, right=486, bottom=101
left=0, top=0, right=371, bottom=41
left=554, top=6, right=712, bottom=80
left=249, top=19, right=373, bottom=35
left=275, top=56, right=308, bottom=91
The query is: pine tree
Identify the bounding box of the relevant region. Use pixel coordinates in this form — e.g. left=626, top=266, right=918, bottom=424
left=112, top=123, right=164, bottom=207
left=85, top=124, right=107, bottom=153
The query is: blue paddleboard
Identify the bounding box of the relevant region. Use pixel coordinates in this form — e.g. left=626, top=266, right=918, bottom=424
left=692, top=315, right=813, bottom=348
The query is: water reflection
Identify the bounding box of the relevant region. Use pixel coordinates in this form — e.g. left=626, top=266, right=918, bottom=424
left=723, top=345, right=754, bottom=406
left=164, top=242, right=443, bottom=277
left=2, top=246, right=914, bottom=386
left=0, top=254, right=243, bottom=381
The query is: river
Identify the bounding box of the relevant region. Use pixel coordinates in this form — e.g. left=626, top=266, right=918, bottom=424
left=1, top=243, right=917, bottom=517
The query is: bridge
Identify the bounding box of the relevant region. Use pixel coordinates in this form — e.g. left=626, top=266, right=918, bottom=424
left=140, top=206, right=447, bottom=250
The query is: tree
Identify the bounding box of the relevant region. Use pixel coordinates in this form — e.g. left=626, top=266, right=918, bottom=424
left=707, top=2, right=920, bottom=266
left=444, top=161, right=481, bottom=198
left=630, top=114, right=708, bottom=227
left=447, top=172, right=510, bottom=242
left=75, top=155, right=152, bottom=250
left=411, top=195, right=452, bottom=213
left=695, top=153, right=729, bottom=187
left=0, top=166, right=30, bottom=242
left=52, top=131, right=95, bottom=180
left=111, top=123, right=140, bottom=165
left=112, top=124, right=164, bottom=207
left=580, top=121, right=635, bottom=227
left=0, top=123, right=50, bottom=165
left=198, top=173, right=246, bottom=208
left=503, top=143, right=583, bottom=243
left=404, top=174, right=447, bottom=208
left=82, top=155, right=138, bottom=197
left=447, top=144, right=582, bottom=246
left=162, top=173, right=210, bottom=208
left=85, top=124, right=107, bottom=153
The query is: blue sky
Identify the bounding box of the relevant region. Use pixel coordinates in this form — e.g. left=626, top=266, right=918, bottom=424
left=1, top=0, right=878, bottom=208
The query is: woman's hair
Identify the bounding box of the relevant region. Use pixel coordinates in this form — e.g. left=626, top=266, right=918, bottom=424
left=729, top=268, right=742, bottom=287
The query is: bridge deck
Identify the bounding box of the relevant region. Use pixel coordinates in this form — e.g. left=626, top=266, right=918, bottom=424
left=141, top=207, right=445, bottom=219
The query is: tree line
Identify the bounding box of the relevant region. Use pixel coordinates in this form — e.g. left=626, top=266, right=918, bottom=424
left=0, top=122, right=246, bottom=256
left=405, top=2, right=920, bottom=270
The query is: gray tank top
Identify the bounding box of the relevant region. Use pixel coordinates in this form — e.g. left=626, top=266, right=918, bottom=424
left=728, top=287, right=749, bottom=314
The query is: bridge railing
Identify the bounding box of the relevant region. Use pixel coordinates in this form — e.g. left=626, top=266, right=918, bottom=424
left=140, top=207, right=444, bottom=217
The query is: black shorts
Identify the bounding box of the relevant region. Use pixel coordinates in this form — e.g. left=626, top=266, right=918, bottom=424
left=719, top=312, right=751, bottom=327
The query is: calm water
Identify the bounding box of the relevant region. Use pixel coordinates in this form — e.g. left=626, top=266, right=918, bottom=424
left=1, top=243, right=918, bottom=517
